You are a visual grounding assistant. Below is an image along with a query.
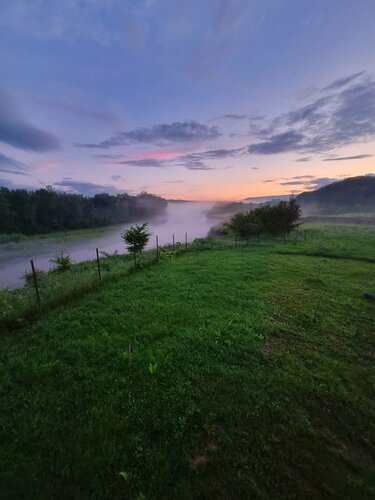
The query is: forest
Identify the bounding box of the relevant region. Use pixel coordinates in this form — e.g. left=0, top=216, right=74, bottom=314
left=0, top=187, right=167, bottom=235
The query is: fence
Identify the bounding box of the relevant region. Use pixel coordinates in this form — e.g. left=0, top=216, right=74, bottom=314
left=0, top=229, right=308, bottom=330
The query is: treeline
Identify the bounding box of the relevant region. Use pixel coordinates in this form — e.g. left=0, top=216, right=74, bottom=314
left=0, top=187, right=167, bottom=235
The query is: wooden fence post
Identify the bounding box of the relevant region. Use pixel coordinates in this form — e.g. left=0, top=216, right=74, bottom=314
left=156, top=235, right=159, bottom=262
left=172, top=234, right=175, bottom=250
left=96, top=248, right=101, bottom=280
left=185, top=232, right=188, bottom=249
left=30, top=260, right=41, bottom=310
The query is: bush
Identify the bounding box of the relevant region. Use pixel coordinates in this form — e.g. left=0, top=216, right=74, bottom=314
left=22, top=269, right=46, bottom=287
left=50, top=252, right=73, bottom=272
left=229, top=197, right=301, bottom=239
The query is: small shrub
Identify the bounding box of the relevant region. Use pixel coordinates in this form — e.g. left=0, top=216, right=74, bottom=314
left=160, top=248, right=176, bottom=261
left=22, top=269, right=46, bottom=287
left=122, top=223, right=151, bottom=266
left=50, top=252, right=73, bottom=272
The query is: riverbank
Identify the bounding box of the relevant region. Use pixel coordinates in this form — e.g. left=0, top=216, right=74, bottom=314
left=0, top=202, right=214, bottom=289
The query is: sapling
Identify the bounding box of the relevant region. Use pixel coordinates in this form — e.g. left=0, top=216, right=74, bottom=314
left=122, top=223, right=151, bottom=267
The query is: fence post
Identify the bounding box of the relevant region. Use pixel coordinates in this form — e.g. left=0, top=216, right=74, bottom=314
left=156, top=235, right=159, bottom=262
left=185, top=232, right=188, bottom=249
left=172, top=234, right=175, bottom=250
left=96, top=248, right=101, bottom=280
left=30, top=260, right=41, bottom=310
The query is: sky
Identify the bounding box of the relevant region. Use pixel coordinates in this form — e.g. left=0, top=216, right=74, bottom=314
left=0, top=0, right=375, bottom=201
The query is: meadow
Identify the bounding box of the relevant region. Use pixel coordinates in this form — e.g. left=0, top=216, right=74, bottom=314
left=0, top=223, right=374, bottom=498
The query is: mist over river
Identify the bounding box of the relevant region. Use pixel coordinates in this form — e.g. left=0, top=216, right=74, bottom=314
left=0, top=202, right=214, bottom=289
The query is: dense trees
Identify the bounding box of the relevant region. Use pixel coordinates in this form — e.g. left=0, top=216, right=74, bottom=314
left=229, top=197, right=301, bottom=240
left=0, top=187, right=167, bottom=235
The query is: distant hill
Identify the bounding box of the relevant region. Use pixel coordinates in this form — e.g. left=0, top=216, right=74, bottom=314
left=243, top=194, right=290, bottom=203
left=296, top=175, right=375, bottom=214
left=206, top=201, right=256, bottom=219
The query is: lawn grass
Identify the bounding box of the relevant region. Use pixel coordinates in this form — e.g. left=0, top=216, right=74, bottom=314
left=0, top=224, right=374, bottom=499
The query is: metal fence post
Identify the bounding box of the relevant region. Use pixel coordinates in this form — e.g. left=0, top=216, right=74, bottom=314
left=30, top=260, right=41, bottom=310
left=96, top=248, right=101, bottom=280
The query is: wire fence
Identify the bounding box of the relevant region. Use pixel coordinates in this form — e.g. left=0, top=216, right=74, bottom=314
left=0, top=229, right=308, bottom=330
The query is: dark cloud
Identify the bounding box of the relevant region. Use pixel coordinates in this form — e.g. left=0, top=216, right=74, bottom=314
left=214, top=114, right=248, bottom=120
left=264, top=175, right=327, bottom=188
left=248, top=130, right=304, bottom=154
left=164, top=180, right=185, bottom=183
left=93, top=154, right=128, bottom=159
left=280, top=180, right=305, bottom=186
left=323, top=154, right=372, bottom=161
left=178, top=157, right=214, bottom=170
left=0, top=152, right=29, bottom=175
left=75, top=143, right=107, bottom=149
left=296, top=157, right=311, bottom=162
left=77, top=121, right=221, bottom=148
left=194, top=147, right=244, bottom=159
left=303, top=177, right=339, bottom=189
left=111, top=175, right=122, bottom=181
left=0, top=87, right=60, bottom=152
left=251, top=167, right=259, bottom=169
left=322, top=71, right=365, bottom=92
left=280, top=176, right=338, bottom=190
left=290, top=175, right=315, bottom=180
left=281, top=97, right=330, bottom=126
left=120, top=159, right=165, bottom=168
left=54, top=179, right=121, bottom=196
left=173, top=148, right=243, bottom=170
left=247, top=73, right=375, bottom=155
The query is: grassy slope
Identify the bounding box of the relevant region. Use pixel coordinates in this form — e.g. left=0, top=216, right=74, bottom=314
left=0, top=226, right=375, bottom=499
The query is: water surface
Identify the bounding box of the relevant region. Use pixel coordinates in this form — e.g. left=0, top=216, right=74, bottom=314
left=0, top=202, right=214, bottom=289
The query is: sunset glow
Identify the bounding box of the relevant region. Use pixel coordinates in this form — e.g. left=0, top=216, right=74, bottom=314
left=0, top=1, right=374, bottom=200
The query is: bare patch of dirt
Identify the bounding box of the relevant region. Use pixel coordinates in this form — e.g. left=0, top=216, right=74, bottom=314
left=262, top=334, right=289, bottom=355
left=336, top=438, right=374, bottom=472
left=191, top=440, right=219, bottom=472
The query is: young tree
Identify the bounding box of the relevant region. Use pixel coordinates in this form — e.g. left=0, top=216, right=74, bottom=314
left=122, top=223, right=151, bottom=266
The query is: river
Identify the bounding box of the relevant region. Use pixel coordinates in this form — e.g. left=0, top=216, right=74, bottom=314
left=0, top=201, right=215, bottom=289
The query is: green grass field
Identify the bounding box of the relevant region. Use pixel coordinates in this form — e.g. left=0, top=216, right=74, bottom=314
left=0, top=224, right=374, bottom=498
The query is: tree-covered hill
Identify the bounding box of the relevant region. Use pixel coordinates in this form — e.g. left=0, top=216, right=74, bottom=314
left=0, top=187, right=167, bottom=235
left=296, top=175, right=375, bottom=214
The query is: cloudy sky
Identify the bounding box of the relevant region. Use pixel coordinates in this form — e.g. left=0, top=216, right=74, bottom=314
left=0, top=0, right=374, bottom=200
